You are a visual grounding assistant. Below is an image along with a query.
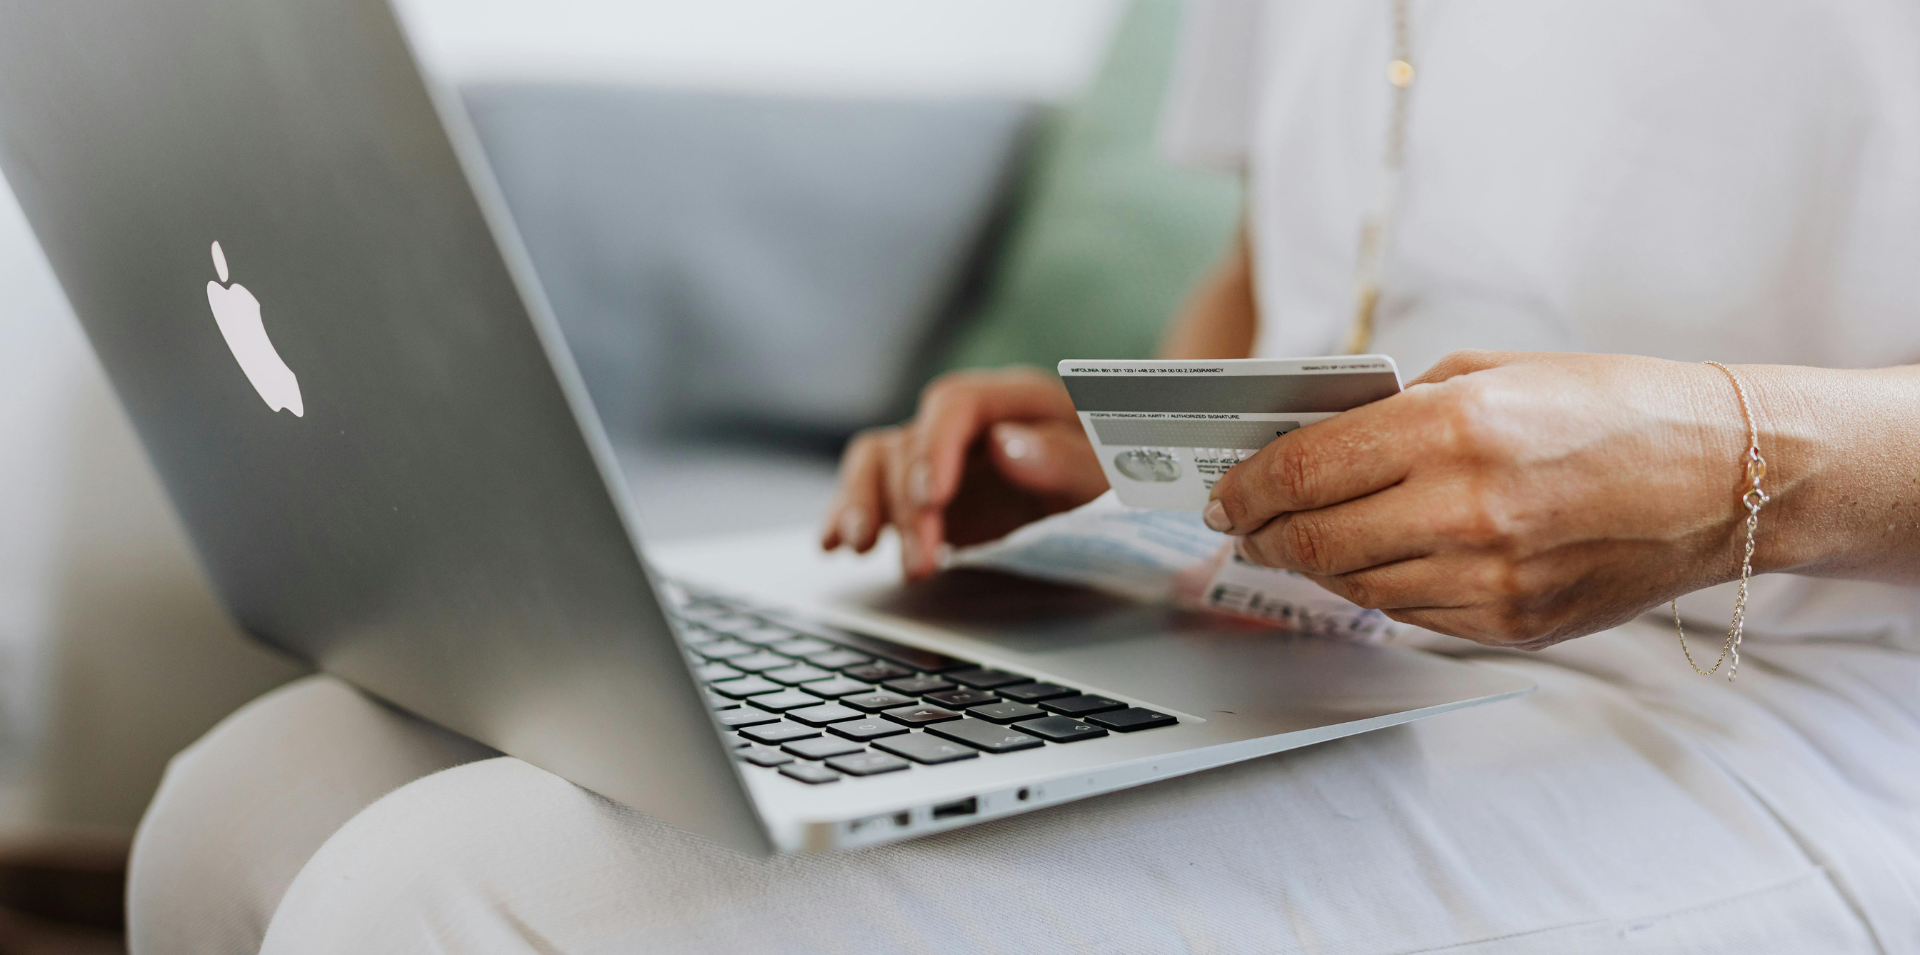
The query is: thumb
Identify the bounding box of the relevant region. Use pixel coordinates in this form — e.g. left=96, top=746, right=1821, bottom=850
left=987, top=420, right=1108, bottom=501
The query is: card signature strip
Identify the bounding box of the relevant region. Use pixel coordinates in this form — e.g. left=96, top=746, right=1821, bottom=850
left=1061, top=373, right=1399, bottom=413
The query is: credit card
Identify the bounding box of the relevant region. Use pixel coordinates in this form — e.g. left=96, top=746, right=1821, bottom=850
left=1058, top=356, right=1402, bottom=510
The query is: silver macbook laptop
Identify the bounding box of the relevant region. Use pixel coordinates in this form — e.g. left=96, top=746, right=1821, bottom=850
left=0, top=0, right=1530, bottom=853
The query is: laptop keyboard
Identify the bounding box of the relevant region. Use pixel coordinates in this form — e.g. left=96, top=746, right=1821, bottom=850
left=670, top=593, right=1179, bottom=786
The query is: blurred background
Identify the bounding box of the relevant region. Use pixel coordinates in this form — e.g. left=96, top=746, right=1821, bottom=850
left=0, top=0, right=1237, bottom=949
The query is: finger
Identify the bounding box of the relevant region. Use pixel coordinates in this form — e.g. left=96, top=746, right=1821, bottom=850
left=903, top=368, right=1078, bottom=514
left=1233, top=483, right=1444, bottom=576
left=1293, top=557, right=1472, bottom=611
left=822, top=431, right=891, bottom=553
left=1378, top=607, right=1559, bottom=651
left=988, top=420, right=1108, bottom=501
left=1318, top=559, right=1566, bottom=651
left=879, top=429, right=934, bottom=577
left=1379, top=607, right=1481, bottom=639
left=1206, top=396, right=1422, bottom=534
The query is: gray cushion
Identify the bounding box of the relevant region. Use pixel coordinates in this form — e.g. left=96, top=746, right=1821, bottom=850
left=461, top=85, right=1035, bottom=439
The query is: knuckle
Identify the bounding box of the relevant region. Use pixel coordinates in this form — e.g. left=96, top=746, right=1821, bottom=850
left=1463, top=495, right=1515, bottom=550
left=1443, top=479, right=1522, bottom=552
left=1270, top=440, right=1323, bottom=506
left=1280, top=516, right=1333, bottom=573
left=1433, top=348, right=1494, bottom=376
left=1489, top=562, right=1531, bottom=601
left=1338, top=573, right=1382, bottom=609
left=1428, top=380, right=1503, bottom=459
left=1235, top=533, right=1275, bottom=568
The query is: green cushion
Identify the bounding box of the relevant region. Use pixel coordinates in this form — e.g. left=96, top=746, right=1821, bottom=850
left=938, top=0, right=1243, bottom=374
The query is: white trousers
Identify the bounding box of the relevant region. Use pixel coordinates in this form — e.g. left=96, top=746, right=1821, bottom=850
left=127, top=622, right=1920, bottom=955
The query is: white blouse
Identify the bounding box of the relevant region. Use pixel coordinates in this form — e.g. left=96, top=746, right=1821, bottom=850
left=1162, top=0, right=1920, bottom=650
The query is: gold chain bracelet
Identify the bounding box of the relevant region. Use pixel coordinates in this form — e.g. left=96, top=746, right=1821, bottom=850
left=1673, top=361, right=1769, bottom=681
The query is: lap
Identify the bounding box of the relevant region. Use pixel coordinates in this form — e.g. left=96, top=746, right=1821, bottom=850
left=135, top=625, right=1919, bottom=955
left=126, top=676, right=494, bottom=955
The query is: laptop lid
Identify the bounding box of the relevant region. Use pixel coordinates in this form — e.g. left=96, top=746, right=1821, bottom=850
left=0, top=0, right=770, bottom=853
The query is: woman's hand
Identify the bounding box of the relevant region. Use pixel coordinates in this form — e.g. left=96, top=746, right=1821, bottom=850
left=1204, top=350, right=1767, bottom=648
left=821, top=367, right=1108, bottom=580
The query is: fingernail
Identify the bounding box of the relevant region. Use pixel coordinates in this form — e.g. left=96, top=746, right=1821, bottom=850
left=839, top=509, right=866, bottom=547
left=1203, top=499, right=1231, bottom=533
left=999, top=425, right=1038, bottom=463
left=907, top=461, right=931, bottom=507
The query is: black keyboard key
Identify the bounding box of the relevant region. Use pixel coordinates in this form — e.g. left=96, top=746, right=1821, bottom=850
left=786, top=702, right=863, bottom=727
left=783, top=736, right=864, bottom=760
left=798, top=676, right=873, bottom=699
left=944, top=668, right=1029, bottom=690
left=806, top=649, right=873, bottom=670
left=841, top=690, right=916, bottom=713
left=826, top=752, right=910, bottom=776
left=1087, top=708, right=1178, bottom=732
left=842, top=661, right=913, bottom=683
left=717, top=706, right=781, bottom=728
left=827, top=718, right=910, bottom=742
left=762, top=664, right=833, bottom=686
left=924, top=687, right=999, bottom=709
left=793, top=624, right=970, bottom=672
left=710, top=676, right=782, bottom=699
left=738, top=721, right=821, bottom=745
left=966, top=701, right=1046, bottom=724
left=882, top=675, right=953, bottom=696
left=874, top=732, right=980, bottom=765
left=770, top=637, right=835, bottom=657
left=882, top=704, right=961, bottom=726
left=730, top=651, right=795, bottom=673
left=705, top=690, right=738, bottom=711
left=694, top=662, right=743, bottom=683
left=1013, top=716, right=1109, bottom=743
left=996, top=682, right=1077, bottom=703
left=1038, top=694, right=1126, bottom=717
left=747, top=689, right=826, bottom=712
left=779, top=762, right=842, bottom=785
left=736, top=745, right=792, bottom=767
left=927, top=719, right=1046, bottom=754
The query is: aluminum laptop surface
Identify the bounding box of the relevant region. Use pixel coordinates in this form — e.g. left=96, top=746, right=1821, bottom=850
left=0, top=0, right=1533, bottom=855
left=651, top=530, right=1531, bottom=851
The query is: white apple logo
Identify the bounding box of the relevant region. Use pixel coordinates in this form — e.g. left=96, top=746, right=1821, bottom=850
left=205, top=240, right=303, bottom=416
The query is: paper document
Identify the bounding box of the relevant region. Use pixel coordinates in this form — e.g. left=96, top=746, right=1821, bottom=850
left=951, top=492, right=1396, bottom=641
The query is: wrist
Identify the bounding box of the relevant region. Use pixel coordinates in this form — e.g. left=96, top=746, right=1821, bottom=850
left=1733, top=363, right=1875, bottom=576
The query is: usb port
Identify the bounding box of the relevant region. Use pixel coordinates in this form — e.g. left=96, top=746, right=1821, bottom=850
left=932, top=797, right=978, bottom=820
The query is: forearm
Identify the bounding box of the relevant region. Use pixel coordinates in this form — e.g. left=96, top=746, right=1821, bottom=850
left=1745, top=363, right=1920, bottom=585
left=1158, top=226, right=1257, bottom=360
